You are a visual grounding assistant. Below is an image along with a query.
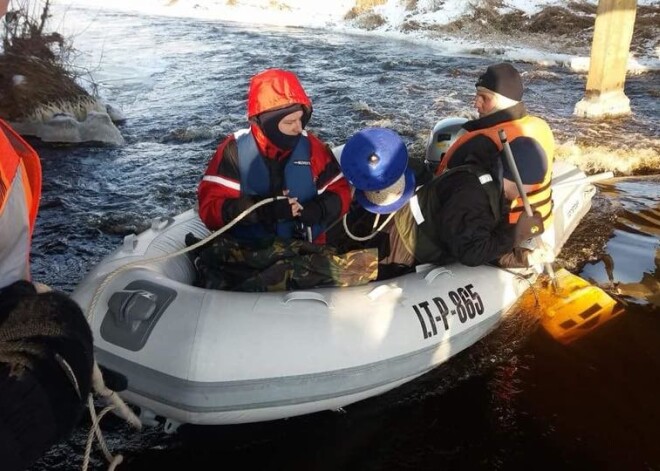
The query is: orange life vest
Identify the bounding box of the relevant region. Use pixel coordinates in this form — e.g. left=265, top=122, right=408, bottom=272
left=436, top=115, right=554, bottom=224
left=0, top=119, right=42, bottom=286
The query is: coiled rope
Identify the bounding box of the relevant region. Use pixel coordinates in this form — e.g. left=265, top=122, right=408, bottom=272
left=341, top=211, right=396, bottom=242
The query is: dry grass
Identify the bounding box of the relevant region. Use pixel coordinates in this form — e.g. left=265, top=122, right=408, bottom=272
left=527, top=6, right=594, bottom=35
left=400, top=20, right=418, bottom=32
left=353, top=12, right=386, bottom=30
left=366, top=0, right=659, bottom=61
left=344, top=0, right=387, bottom=21
left=0, top=53, right=89, bottom=120
left=448, top=3, right=595, bottom=41
left=567, top=0, right=597, bottom=15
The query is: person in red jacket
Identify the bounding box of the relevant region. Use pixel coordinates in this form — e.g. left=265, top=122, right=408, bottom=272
left=198, top=68, right=351, bottom=244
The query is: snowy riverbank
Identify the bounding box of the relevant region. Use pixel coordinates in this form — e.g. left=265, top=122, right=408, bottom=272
left=52, top=0, right=659, bottom=72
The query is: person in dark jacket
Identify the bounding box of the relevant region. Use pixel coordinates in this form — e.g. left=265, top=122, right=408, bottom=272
left=0, top=281, right=93, bottom=471
left=434, top=62, right=555, bottom=228
left=197, top=68, right=351, bottom=245
left=339, top=128, right=553, bottom=275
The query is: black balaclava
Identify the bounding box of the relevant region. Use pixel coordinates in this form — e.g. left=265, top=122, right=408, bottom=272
left=256, top=104, right=306, bottom=151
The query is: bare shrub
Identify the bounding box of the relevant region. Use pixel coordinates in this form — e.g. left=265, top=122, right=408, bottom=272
left=1, top=0, right=63, bottom=59
left=0, top=0, right=93, bottom=120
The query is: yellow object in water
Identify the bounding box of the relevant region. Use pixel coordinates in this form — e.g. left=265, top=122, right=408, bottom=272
left=540, top=268, right=623, bottom=344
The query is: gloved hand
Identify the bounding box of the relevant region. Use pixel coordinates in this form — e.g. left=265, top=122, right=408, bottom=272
left=299, top=200, right=324, bottom=226
left=514, top=211, right=544, bottom=246
left=525, top=243, right=555, bottom=267
left=271, top=198, right=297, bottom=221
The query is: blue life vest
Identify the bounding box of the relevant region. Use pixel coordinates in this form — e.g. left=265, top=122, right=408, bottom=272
left=232, top=130, right=323, bottom=241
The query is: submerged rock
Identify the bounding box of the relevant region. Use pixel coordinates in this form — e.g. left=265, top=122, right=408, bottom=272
left=105, top=103, right=127, bottom=124
left=11, top=109, right=125, bottom=146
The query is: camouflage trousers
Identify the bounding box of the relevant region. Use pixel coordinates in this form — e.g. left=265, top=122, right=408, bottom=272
left=190, top=235, right=378, bottom=292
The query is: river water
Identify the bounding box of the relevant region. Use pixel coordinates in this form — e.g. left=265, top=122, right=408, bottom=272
left=29, top=7, right=659, bottom=471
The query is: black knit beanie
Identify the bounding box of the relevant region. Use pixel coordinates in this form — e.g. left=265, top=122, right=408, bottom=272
left=475, top=63, right=523, bottom=101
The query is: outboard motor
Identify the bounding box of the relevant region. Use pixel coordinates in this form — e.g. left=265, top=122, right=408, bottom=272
left=424, top=117, right=468, bottom=172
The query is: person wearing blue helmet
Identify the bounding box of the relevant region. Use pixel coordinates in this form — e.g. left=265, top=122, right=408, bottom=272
left=340, top=127, right=553, bottom=272
left=340, top=127, right=416, bottom=216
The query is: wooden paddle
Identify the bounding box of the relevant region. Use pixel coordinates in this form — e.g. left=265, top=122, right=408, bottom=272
left=498, top=130, right=622, bottom=344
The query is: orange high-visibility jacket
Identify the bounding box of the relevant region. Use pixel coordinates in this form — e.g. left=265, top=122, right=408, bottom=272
left=436, top=114, right=554, bottom=224
left=0, top=119, right=41, bottom=287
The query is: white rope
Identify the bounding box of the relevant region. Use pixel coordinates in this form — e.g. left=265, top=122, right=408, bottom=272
left=91, top=362, right=142, bottom=429
left=84, top=196, right=286, bottom=325
left=81, top=196, right=286, bottom=471
left=82, top=394, right=114, bottom=471
left=342, top=211, right=396, bottom=242
left=371, top=213, right=381, bottom=231
left=82, top=397, right=123, bottom=471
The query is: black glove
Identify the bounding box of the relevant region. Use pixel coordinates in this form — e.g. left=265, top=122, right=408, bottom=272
left=258, top=199, right=295, bottom=223
left=514, top=211, right=544, bottom=246
left=299, top=200, right=324, bottom=226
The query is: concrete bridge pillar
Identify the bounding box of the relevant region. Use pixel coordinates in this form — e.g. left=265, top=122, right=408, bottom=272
left=574, top=0, right=638, bottom=118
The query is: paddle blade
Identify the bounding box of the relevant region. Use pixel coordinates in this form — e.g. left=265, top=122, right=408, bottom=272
left=540, top=269, right=624, bottom=344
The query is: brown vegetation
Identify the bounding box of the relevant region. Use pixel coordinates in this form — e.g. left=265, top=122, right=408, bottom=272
left=0, top=54, right=88, bottom=120
left=0, top=0, right=90, bottom=121
left=455, top=1, right=659, bottom=58
left=348, top=0, right=659, bottom=60
left=444, top=3, right=597, bottom=52
left=344, top=0, right=387, bottom=21
left=353, top=12, right=386, bottom=30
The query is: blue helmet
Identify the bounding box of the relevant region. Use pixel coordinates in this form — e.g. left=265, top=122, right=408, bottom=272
left=341, top=128, right=415, bottom=214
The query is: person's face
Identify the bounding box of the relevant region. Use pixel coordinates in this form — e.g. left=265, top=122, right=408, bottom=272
left=474, top=90, right=496, bottom=117
left=278, top=110, right=304, bottom=136
left=0, top=0, right=9, bottom=18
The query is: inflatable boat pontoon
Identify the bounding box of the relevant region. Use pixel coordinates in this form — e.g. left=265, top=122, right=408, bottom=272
left=72, top=159, right=597, bottom=432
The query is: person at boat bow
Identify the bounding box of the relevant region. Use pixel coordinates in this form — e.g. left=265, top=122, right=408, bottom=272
left=340, top=127, right=554, bottom=275
left=198, top=68, right=351, bottom=244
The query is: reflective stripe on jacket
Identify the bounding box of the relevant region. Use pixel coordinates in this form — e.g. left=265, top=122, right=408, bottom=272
left=436, top=114, right=554, bottom=224
left=0, top=119, right=42, bottom=287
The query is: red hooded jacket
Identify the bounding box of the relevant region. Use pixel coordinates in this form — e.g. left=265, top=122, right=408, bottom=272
left=198, top=69, right=350, bottom=243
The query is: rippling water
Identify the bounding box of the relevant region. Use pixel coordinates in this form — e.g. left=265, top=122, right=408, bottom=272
left=28, top=7, right=660, bottom=470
